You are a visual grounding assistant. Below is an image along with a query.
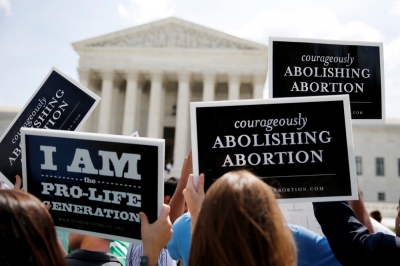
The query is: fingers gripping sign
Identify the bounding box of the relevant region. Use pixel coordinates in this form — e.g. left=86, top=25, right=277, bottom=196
left=183, top=173, right=205, bottom=232
left=140, top=204, right=173, bottom=265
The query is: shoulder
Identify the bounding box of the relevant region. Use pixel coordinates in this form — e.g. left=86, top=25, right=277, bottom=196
left=172, top=212, right=191, bottom=233
left=167, top=212, right=191, bottom=260
left=370, top=218, right=396, bottom=236
left=287, top=223, right=323, bottom=243
left=287, top=224, right=341, bottom=266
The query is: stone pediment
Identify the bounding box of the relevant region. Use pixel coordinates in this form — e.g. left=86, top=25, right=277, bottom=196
left=73, top=17, right=265, bottom=51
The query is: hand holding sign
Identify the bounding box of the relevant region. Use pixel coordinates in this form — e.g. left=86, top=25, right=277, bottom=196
left=141, top=204, right=172, bottom=265
left=183, top=173, right=205, bottom=233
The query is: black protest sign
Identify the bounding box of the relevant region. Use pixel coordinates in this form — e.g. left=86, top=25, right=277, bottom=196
left=269, top=37, right=384, bottom=122
left=21, top=128, right=164, bottom=243
left=0, top=67, right=100, bottom=188
left=191, top=95, right=358, bottom=203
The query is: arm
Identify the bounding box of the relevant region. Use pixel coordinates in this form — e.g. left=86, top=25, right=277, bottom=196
left=349, top=188, right=374, bottom=233
left=169, top=150, right=192, bottom=224
left=140, top=204, right=172, bottom=266
left=313, top=201, right=400, bottom=265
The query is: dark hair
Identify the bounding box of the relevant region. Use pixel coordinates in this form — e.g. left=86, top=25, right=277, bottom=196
left=164, top=177, right=178, bottom=197
left=0, top=190, right=66, bottom=266
left=189, top=170, right=297, bottom=266
left=370, top=210, right=382, bottom=223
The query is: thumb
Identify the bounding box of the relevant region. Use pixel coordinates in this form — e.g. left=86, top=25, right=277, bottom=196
left=139, top=212, right=149, bottom=226
left=198, top=173, right=205, bottom=194
left=14, top=175, right=22, bottom=191
left=186, top=174, right=194, bottom=190
left=159, top=204, right=170, bottom=220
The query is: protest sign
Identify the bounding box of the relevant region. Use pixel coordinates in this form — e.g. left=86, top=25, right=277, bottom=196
left=269, top=37, right=384, bottom=123
left=0, top=67, right=100, bottom=188
left=191, top=95, right=357, bottom=203
left=21, top=128, right=164, bottom=243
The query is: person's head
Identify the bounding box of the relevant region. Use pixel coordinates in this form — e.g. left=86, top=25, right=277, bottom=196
left=0, top=190, right=66, bottom=266
left=164, top=177, right=178, bottom=204
left=189, top=170, right=297, bottom=266
left=396, top=198, right=400, bottom=237
left=370, top=210, right=382, bottom=223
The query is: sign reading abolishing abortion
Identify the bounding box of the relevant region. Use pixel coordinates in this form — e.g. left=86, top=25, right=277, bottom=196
left=21, top=128, right=164, bottom=243
left=191, top=95, right=358, bottom=203
left=269, top=37, right=384, bottom=122
left=0, top=67, right=100, bottom=188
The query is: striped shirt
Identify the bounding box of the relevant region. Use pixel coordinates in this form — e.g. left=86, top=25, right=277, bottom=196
left=126, top=243, right=176, bottom=266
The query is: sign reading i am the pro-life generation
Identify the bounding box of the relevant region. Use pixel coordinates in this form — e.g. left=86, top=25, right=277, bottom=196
left=21, top=128, right=164, bottom=243
left=269, top=37, right=384, bottom=123
left=191, top=95, right=358, bottom=203
left=0, top=67, right=100, bottom=188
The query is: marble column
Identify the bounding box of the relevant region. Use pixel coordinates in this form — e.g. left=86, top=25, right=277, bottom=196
left=253, top=75, right=266, bottom=99
left=147, top=71, right=163, bottom=138
left=78, top=69, right=91, bottom=132
left=173, top=72, right=191, bottom=170
left=78, top=69, right=91, bottom=89
left=228, top=74, right=240, bottom=100
left=202, top=72, right=215, bottom=102
left=97, top=70, right=114, bottom=134
left=122, top=71, right=139, bottom=136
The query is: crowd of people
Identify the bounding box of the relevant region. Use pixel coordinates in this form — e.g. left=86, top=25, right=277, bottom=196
left=1, top=149, right=400, bottom=266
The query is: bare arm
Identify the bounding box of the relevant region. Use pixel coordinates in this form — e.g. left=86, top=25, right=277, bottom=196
left=349, top=188, right=374, bottom=233
left=169, top=150, right=192, bottom=224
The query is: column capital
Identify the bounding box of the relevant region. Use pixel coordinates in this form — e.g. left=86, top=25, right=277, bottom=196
left=177, top=71, right=191, bottom=83
left=202, top=72, right=216, bottom=82
left=253, top=74, right=266, bottom=84
left=78, top=69, right=91, bottom=80
left=100, top=69, right=114, bottom=80
left=78, top=68, right=90, bottom=75
left=150, top=71, right=163, bottom=82
left=228, top=73, right=241, bottom=83
left=125, top=71, right=139, bottom=81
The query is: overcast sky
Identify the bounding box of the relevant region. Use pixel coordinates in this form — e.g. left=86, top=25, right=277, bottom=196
left=1, top=0, right=400, bottom=118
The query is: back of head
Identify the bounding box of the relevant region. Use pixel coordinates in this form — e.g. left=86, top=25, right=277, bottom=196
left=0, top=190, right=66, bottom=266
left=164, top=177, right=178, bottom=204
left=189, top=170, right=296, bottom=266
left=369, top=210, right=382, bottom=223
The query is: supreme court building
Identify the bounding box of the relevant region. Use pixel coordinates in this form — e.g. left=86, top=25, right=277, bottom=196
left=72, top=17, right=268, bottom=175
left=1, top=17, right=400, bottom=210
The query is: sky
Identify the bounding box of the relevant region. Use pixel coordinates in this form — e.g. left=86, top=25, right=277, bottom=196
left=1, top=0, right=400, bottom=118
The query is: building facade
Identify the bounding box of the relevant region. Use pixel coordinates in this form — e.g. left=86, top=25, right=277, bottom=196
left=1, top=18, right=399, bottom=209
left=72, top=17, right=268, bottom=175
left=354, top=120, right=400, bottom=204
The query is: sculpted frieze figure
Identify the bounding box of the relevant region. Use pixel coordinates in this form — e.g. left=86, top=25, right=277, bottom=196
left=90, top=24, right=255, bottom=50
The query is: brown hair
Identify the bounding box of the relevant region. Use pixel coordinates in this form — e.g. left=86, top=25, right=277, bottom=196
left=369, top=210, right=382, bottom=223
left=189, top=170, right=297, bottom=266
left=0, top=190, right=66, bottom=266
